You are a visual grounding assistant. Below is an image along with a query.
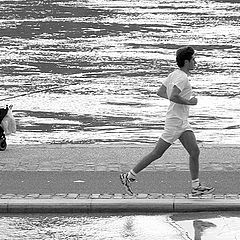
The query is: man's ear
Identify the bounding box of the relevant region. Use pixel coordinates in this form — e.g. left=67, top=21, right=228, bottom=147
left=184, top=59, right=189, bottom=66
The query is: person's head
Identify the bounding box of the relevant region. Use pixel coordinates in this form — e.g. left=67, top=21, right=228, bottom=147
left=176, top=46, right=196, bottom=70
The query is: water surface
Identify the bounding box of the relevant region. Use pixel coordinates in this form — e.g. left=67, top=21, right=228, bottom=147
left=0, top=0, right=240, bottom=145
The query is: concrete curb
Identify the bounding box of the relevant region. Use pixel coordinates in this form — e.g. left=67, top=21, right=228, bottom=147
left=0, top=194, right=240, bottom=213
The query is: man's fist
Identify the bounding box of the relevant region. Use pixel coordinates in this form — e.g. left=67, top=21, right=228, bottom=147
left=189, top=97, right=198, bottom=105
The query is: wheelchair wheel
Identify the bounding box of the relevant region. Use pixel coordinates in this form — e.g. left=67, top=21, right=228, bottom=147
left=0, top=138, right=7, bottom=151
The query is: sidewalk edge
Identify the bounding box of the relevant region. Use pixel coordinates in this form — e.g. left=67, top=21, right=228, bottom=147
left=0, top=199, right=240, bottom=213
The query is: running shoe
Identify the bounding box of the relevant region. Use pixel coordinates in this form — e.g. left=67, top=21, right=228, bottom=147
left=120, top=173, right=135, bottom=196
left=191, top=184, right=215, bottom=196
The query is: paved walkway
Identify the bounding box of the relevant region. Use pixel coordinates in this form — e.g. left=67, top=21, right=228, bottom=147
left=0, top=143, right=239, bottom=213
left=1, top=143, right=240, bottom=171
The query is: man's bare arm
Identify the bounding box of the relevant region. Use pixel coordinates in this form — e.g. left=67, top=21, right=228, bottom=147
left=170, top=85, right=197, bottom=105
left=157, top=84, right=168, bottom=99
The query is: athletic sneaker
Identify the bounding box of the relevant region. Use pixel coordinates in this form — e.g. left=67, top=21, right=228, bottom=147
left=120, top=173, right=135, bottom=196
left=192, top=184, right=215, bottom=196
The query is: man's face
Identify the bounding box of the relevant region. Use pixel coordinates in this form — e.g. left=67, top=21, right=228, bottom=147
left=189, top=54, right=196, bottom=70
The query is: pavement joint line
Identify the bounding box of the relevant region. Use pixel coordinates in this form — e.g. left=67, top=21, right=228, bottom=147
left=0, top=193, right=239, bottom=199
left=2, top=143, right=240, bottom=171
left=2, top=162, right=240, bottom=171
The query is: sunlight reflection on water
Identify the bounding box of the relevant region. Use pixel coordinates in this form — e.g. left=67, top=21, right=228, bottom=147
left=0, top=0, right=240, bottom=145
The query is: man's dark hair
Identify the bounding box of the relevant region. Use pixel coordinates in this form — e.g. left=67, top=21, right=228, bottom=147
left=176, top=46, right=195, bottom=68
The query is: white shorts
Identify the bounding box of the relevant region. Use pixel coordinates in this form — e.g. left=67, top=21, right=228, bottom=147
left=161, top=118, right=192, bottom=144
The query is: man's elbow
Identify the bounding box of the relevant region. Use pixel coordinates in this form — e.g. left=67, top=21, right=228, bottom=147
left=157, top=91, right=167, bottom=99
left=169, top=94, right=178, bottom=102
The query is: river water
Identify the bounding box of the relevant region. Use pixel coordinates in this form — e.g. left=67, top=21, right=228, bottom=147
left=0, top=0, right=240, bottom=145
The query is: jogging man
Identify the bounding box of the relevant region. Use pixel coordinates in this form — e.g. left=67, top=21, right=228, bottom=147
left=120, top=46, right=215, bottom=196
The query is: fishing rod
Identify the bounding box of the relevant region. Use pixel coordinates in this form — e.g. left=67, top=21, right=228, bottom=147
left=0, top=80, right=82, bottom=102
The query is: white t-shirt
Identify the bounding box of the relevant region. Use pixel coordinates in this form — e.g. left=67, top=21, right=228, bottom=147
left=162, top=69, right=192, bottom=121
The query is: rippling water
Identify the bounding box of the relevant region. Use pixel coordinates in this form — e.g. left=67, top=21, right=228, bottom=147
left=0, top=0, right=240, bottom=145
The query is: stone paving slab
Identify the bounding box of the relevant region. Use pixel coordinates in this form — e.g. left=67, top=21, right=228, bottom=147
left=2, top=162, right=239, bottom=172
left=0, top=193, right=239, bottom=200
left=0, top=171, right=238, bottom=195
left=1, top=143, right=240, bottom=171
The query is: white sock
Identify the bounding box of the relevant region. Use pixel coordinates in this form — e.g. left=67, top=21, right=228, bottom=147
left=192, top=178, right=200, bottom=188
left=127, top=170, right=137, bottom=180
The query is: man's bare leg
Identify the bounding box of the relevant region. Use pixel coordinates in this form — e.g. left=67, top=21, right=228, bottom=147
left=179, top=130, right=215, bottom=195
left=120, top=138, right=171, bottom=195
left=132, top=138, right=171, bottom=174
left=179, top=130, right=199, bottom=180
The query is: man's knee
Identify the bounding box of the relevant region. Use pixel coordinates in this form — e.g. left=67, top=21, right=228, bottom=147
left=149, top=138, right=171, bottom=161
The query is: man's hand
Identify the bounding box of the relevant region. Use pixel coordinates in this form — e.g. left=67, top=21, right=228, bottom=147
left=157, top=84, right=168, bottom=99
left=170, top=86, right=198, bottom=105
left=189, top=97, right=198, bottom=105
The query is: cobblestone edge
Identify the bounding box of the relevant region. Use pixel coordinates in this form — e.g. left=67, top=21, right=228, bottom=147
left=0, top=193, right=239, bottom=200
left=1, top=162, right=240, bottom=171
